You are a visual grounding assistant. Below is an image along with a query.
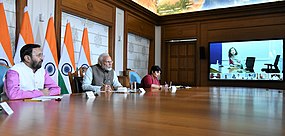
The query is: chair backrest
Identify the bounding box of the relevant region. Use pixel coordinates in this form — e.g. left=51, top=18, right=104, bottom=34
left=0, top=64, right=9, bottom=94
left=274, top=55, right=280, bottom=66
left=118, top=69, right=142, bottom=88
left=68, top=67, right=84, bottom=93
left=245, top=57, right=255, bottom=69
left=129, top=71, right=141, bottom=84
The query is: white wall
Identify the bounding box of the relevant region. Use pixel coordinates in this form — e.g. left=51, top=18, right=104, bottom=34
left=115, top=8, right=124, bottom=75
left=155, top=26, right=161, bottom=67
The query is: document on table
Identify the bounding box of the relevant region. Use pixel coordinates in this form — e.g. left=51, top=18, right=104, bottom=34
left=99, top=87, right=139, bottom=93
left=100, top=87, right=129, bottom=93
left=0, top=102, right=14, bottom=115
left=31, top=95, right=64, bottom=101
left=116, top=87, right=128, bottom=92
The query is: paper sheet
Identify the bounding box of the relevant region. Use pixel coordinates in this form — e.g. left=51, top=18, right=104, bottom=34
left=31, top=95, right=63, bottom=101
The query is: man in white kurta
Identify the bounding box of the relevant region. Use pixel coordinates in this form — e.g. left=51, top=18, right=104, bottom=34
left=4, top=44, right=60, bottom=100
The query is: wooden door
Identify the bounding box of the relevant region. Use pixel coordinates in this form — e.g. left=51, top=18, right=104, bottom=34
left=166, top=42, right=196, bottom=86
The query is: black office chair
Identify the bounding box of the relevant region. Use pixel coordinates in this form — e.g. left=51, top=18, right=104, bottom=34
left=261, top=55, right=281, bottom=73
left=245, top=57, right=255, bottom=72
left=73, top=77, right=83, bottom=93
left=68, top=68, right=84, bottom=93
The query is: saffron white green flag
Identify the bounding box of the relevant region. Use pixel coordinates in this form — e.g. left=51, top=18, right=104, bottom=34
left=77, top=27, right=91, bottom=68
left=0, top=1, right=13, bottom=66
left=58, top=22, right=75, bottom=94
left=42, top=16, right=58, bottom=83
left=14, top=6, right=34, bottom=64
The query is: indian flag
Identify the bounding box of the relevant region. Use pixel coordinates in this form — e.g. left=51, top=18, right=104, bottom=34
left=42, top=16, right=58, bottom=83
left=58, top=22, right=75, bottom=94
left=14, top=6, right=34, bottom=64
left=0, top=1, right=13, bottom=66
left=77, top=27, right=91, bottom=68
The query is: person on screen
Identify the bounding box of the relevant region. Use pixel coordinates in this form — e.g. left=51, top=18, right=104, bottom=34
left=3, top=44, right=60, bottom=100
left=228, top=47, right=243, bottom=68
left=140, top=65, right=168, bottom=90
left=82, top=53, right=122, bottom=92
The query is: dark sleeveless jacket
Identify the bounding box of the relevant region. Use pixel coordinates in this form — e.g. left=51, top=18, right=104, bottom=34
left=91, top=64, right=114, bottom=86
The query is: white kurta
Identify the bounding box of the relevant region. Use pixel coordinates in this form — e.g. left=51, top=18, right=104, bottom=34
left=10, top=62, right=45, bottom=91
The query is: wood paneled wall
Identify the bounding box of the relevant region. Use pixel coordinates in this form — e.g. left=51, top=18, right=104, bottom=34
left=160, top=1, right=285, bottom=89
left=61, top=0, right=115, bottom=25
left=16, top=0, right=27, bottom=47
left=126, top=13, right=155, bottom=39
left=163, top=24, right=197, bottom=40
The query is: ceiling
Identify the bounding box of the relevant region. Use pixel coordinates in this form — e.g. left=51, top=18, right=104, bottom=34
left=132, top=0, right=282, bottom=16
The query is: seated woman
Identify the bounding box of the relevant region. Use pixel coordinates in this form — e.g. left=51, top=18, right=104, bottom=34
left=141, top=65, right=167, bottom=90
left=228, top=47, right=243, bottom=69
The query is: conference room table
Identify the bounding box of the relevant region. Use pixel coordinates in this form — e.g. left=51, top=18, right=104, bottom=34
left=0, top=87, right=284, bottom=136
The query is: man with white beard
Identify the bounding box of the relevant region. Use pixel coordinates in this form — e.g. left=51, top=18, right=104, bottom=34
left=82, top=53, right=122, bottom=92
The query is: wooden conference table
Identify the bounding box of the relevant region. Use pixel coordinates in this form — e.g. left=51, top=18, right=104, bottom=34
left=0, top=87, right=284, bottom=136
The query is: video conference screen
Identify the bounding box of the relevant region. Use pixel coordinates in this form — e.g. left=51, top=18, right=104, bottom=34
left=209, top=39, right=284, bottom=81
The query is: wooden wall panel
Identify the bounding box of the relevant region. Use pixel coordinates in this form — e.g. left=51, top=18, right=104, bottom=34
left=205, top=14, right=285, bottom=42
left=208, top=24, right=285, bottom=42
left=61, top=0, right=114, bottom=24
left=163, top=24, right=197, bottom=40
left=206, top=15, right=285, bottom=30
left=16, top=0, right=27, bottom=46
left=126, top=12, right=155, bottom=39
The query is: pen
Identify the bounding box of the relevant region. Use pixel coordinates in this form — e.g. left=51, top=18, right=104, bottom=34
left=23, top=99, right=42, bottom=102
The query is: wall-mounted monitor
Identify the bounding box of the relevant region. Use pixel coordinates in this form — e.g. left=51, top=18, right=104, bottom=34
left=209, top=39, right=283, bottom=81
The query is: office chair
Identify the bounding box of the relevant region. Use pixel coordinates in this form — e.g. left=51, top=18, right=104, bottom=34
left=0, top=64, right=9, bottom=101
left=261, top=55, right=281, bottom=73
left=129, top=71, right=142, bottom=88
left=68, top=67, right=84, bottom=93
left=129, top=71, right=141, bottom=84
left=245, top=57, right=255, bottom=72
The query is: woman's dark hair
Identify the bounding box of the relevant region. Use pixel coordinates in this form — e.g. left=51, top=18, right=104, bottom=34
left=228, top=47, right=238, bottom=58
left=20, top=44, right=41, bottom=62
left=149, top=65, right=161, bottom=74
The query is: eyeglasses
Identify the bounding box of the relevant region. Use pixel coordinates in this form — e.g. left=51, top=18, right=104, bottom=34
left=32, top=53, right=45, bottom=58
left=104, top=60, right=113, bottom=64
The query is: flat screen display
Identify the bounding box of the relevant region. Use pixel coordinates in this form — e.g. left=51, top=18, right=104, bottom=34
left=209, top=39, right=283, bottom=81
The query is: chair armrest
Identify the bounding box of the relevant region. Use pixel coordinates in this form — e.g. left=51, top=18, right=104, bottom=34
left=264, top=64, right=272, bottom=66
left=264, top=64, right=273, bottom=69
